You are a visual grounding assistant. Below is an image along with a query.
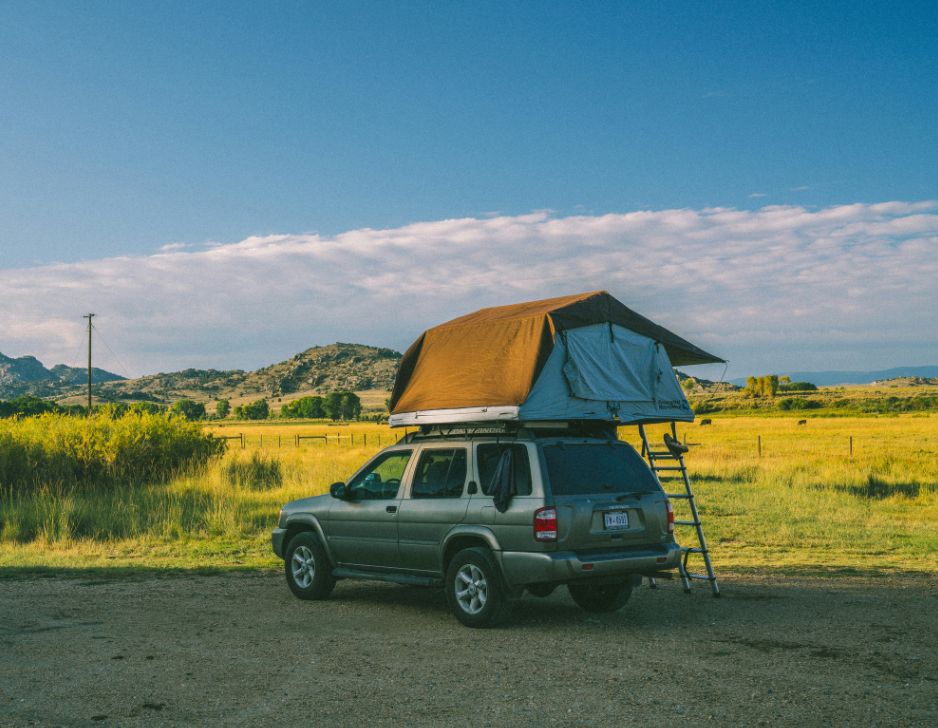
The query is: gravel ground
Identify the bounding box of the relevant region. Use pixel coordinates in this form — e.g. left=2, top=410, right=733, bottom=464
left=0, top=570, right=935, bottom=727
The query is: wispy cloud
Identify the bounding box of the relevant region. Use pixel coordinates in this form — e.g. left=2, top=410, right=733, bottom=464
left=748, top=192, right=767, bottom=199
left=1, top=201, right=936, bottom=377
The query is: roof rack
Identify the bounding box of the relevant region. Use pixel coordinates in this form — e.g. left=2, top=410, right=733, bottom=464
left=402, top=420, right=619, bottom=443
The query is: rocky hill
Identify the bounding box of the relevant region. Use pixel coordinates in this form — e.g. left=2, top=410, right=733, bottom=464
left=80, top=343, right=401, bottom=405
left=0, top=352, right=124, bottom=399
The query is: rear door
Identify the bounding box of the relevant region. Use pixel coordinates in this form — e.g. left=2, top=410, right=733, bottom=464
left=396, top=447, right=471, bottom=573
left=540, top=441, right=669, bottom=550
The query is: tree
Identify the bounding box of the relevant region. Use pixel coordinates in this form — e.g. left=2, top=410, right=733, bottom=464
left=235, top=399, right=269, bottom=420
left=129, top=401, right=164, bottom=415
left=171, top=399, right=206, bottom=420
left=324, top=392, right=344, bottom=421
left=281, top=396, right=325, bottom=419
left=215, top=399, right=231, bottom=418
left=339, top=392, right=361, bottom=420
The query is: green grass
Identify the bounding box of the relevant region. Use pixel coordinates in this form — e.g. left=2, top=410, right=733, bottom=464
left=1, top=416, right=936, bottom=575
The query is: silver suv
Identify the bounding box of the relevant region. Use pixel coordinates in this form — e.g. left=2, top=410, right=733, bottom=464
left=272, top=424, right=681, bottom=627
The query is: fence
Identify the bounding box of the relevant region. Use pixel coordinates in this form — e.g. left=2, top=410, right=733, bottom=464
left=218, top=431, right=412, bottom=449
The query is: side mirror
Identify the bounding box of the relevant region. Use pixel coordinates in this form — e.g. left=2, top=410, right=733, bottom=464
left=329, top=482, right=347, bottom=499
left=467, top=481, right=478, bottom=495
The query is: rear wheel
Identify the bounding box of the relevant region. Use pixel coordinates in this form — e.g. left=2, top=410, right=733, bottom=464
left=445, top=548, right=511, bottom=628
left=568, top=582, right=632, bottom=613
left=284, top=532, right=336, bottom=600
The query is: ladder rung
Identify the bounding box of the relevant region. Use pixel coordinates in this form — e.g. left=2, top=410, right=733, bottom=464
left=653, top=466, right=685, bottom=471
left=674, top=520, right=700, bottom=527
left=648, top=451, right=680, bottom=459
left=682, top=547, right=708, bottom=554
left=686, top=573, right=717, bottom=581
left=665, top=493, right=692, bottom=499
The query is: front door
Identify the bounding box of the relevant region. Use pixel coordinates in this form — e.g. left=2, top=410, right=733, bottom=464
left=326, top=449, right=414, bottom=568
left=397, top=447, right=471, bottom=573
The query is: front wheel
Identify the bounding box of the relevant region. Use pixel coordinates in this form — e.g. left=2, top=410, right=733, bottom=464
left=284, top=532, right=336, bottom=600
left=445, top=548, right=512, bottom=628
left=568, top=582, right=632, bottom=613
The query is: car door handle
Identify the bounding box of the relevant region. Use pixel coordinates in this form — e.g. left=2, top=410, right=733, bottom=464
left=386, top=505, right=398, bottom=513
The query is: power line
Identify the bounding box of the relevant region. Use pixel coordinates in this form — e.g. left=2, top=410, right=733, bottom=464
left=90, top=322, right=133, bottom=379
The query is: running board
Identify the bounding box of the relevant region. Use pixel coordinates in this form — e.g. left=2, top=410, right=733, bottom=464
left=332, top=567, right=442, bottom=587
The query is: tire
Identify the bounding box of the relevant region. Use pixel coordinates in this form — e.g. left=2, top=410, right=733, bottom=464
left=284, top=532, right=336, bottom=600
left=526, top=583, right=557, bottom=598
left=445, top=547, right=512, bottom=628
left=568, top=582, right=633, bottom=613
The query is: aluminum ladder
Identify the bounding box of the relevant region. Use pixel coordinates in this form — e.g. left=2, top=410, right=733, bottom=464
left=638, top=422, right=720, bottom=597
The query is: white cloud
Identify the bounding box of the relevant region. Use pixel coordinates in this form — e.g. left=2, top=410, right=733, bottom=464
left=1, top=201, right=936, bottom=378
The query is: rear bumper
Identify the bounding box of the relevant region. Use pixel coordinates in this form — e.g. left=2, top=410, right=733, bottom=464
left=271, top=528, right=287, bottom=559
left=497, top=542, right=681, bottom=587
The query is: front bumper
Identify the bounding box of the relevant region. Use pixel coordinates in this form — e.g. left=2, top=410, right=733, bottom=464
left=271, top=528, right=287, bottom=559
left=497, top=541, right=681, bottom=587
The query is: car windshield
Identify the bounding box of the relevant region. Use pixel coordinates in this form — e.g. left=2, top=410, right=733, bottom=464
left=542, top=442, right=659, bottom=496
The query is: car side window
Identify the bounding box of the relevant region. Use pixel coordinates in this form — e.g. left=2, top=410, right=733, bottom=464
left=411, top=449, right=468, bottom=499
left=477, top=444, right=532, bottom=496
left=347, top=450, right=412, bottom=500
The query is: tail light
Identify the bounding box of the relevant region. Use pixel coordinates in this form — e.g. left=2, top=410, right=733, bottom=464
left=533, top=507, right=557, bottom=542
left=666, top=500, right=674, bottom=534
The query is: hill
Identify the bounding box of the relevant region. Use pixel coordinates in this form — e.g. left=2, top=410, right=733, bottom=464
left=0, top=352, right=124, bottom=399
left=59, top=343, right=402, bottom=408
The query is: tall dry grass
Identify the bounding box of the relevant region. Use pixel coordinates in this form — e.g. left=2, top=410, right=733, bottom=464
left=0, top=415, right=935, bottom=572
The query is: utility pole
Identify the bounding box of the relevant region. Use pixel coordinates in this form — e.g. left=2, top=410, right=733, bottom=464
left=83, top=313, right=95, bottom=412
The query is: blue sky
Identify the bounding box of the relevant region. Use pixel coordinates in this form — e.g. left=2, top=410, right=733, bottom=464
left=1, top=2, right=936, bottom=377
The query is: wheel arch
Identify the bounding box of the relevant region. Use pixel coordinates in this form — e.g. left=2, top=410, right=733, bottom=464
left=441, top=526, right=500, bottom=574
left=283, top=514, right=334, bottom=565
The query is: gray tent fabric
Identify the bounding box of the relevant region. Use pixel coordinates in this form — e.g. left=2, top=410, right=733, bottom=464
left=515, top=323, right=693, bottom=423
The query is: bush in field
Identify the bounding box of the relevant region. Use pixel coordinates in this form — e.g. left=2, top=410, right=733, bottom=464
left=0, top=412, right=224, bottom=494
left=171, top=399, right=206, bottom=421
left=235, top=399, right=269, bottom=420
left=323, top=391, right=361, bottom=421
left=223, top=452, right=283, bottom=490
left=281, top=395, right=325, bottom=419
left=215, top=399, right=230, bottom=418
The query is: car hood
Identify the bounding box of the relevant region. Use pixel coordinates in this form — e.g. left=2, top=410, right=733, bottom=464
left=282, top=493, right=332, bottom=516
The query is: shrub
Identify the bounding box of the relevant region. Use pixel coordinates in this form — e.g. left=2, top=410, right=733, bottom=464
left=0, top=412, right=224, bottom=494
left=171, top=399, right=206, bottom=421
left=223, top=452, right=282, bottom=490
left=235, top=399, right=269, bottom=420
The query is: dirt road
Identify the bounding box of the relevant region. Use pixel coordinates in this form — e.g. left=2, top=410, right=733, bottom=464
left=1, top=570, right=934, bottom=727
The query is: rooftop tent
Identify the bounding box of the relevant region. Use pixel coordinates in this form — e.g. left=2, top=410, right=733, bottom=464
left=388, top=290, right=724, bottom=427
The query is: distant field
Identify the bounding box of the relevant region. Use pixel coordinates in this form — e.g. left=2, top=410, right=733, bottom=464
left=1, top=413, right=935, bottom=576
left=688, top=381, right=938, bottom=416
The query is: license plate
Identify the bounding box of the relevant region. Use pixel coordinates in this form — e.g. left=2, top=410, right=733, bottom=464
left=604, top=511, right=629, bottom=529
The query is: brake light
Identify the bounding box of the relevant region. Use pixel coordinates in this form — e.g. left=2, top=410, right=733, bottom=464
left=533, top=507, right=557, bottom=542
left=666, top=500, right=674, bottom=534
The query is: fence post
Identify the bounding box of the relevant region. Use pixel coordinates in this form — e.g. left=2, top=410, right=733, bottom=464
left=849, top=436, right=853, bottom=458
left=758, top=435, right=762, bottom=457
left=260, top=434, right=263, bottom=448
left=240, top=433, right=245, bottom=449
left=278, top=435, right=281, bottom=448
left=364, top=433, right=367, bottom=446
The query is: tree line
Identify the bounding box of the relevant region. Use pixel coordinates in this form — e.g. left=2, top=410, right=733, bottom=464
left=744, top=375, right=818, bottom=397
left=0, top=390, right=365, bottom=422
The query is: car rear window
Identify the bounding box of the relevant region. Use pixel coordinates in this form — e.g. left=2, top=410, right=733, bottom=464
left=542, top=443, right=659, bottom=496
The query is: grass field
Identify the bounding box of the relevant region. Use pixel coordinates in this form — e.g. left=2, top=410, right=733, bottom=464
left=1, top=415, right=936, bottom=575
